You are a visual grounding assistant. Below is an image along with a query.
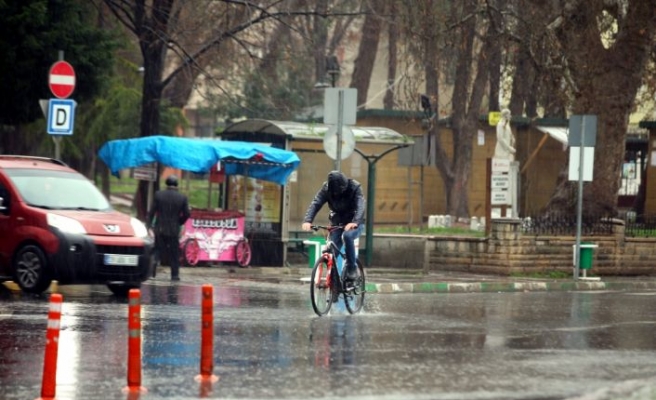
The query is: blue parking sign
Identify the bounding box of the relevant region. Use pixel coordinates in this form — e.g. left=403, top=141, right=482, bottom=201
left=47, top=99, right=76, bottom=135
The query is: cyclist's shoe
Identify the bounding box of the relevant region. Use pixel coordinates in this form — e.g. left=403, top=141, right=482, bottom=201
left=344, top=264, right=358, bottom=281
left=344, top=263, right=358, bottom=283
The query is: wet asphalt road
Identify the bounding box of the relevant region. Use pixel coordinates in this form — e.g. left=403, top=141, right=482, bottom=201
left=3, top=276, right=656, bottom=399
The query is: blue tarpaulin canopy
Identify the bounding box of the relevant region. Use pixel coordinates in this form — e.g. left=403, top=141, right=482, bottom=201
left=98, top=135, right=300, bottom=185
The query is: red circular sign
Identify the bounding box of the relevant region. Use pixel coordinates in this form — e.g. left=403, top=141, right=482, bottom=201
left=48, top=61, right=76, bottom=99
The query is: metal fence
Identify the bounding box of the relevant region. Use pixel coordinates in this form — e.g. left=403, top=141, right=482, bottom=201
left=521, top=214, right=615, bottom=236
left=624, top=214, right=656, bottom=238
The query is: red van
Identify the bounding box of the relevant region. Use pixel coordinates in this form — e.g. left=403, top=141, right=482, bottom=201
left=0, top=155, right=154, bottom=295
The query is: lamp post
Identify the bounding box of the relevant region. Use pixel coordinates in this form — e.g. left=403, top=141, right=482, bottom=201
left=313, top=55, right=340, bottom=89
left=326, top=55, right=340, bottom=88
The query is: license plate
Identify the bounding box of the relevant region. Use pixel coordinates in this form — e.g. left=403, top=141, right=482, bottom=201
left=104, top=254, right=139, bottom=266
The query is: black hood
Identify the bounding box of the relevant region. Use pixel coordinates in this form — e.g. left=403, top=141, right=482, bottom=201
left=327, top=171, right=348, bottom=195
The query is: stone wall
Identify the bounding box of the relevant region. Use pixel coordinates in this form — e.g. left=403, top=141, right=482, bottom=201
left=370, top=235, right=428, bottom=272
left=372, top=219, right=656, bottom=276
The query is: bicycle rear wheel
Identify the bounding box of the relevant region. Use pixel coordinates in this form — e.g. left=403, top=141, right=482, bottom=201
left=310, top=257, right=333, bottom=316
left=344, top=260, right=365, bottom=314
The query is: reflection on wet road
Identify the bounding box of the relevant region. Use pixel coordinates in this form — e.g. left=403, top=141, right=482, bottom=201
left=2, top=279, right=656, bottom=399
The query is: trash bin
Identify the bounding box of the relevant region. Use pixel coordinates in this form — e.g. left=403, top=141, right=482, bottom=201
left=572, top=242, right=598, bottom=270
left=303, top=237, right=326, bottom=268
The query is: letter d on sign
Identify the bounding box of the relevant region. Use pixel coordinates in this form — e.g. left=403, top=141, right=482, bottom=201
left=56, top=108, right=67, bottom=125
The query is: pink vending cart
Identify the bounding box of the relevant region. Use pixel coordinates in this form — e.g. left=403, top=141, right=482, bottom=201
left=179, top=209, right=252, bottom=267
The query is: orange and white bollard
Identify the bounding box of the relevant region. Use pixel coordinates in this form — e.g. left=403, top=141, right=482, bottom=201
left=37, top=293, right=63, bottom=400
left=123, top=289, right=147, bottom=394
left=195, top=284, right=218, bottom=383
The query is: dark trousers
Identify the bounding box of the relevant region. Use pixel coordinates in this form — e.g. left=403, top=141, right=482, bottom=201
left=155, top=234, right=181, bottom=278
left=329, top=224, right=363, bottom=271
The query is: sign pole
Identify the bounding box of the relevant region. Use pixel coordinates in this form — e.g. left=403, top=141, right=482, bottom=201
left=486, top=158, right=491, bottom=236
left=47, top=51, right=76, bottom=160
left=53, top=51, right=64, bottom=160
left=53, top=137, right=62, bottom=160
left=335, top=90, right=344, bottom=172
left=567, top=114, right=597, bottom=280
left=574, top=118, right=586, bottom=280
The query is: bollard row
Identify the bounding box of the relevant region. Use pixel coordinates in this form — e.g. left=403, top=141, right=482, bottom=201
left=35, top=286, right=218, bottom=399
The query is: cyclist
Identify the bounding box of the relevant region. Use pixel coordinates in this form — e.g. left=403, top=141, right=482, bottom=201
left=301, top=170, right=365, bottom=283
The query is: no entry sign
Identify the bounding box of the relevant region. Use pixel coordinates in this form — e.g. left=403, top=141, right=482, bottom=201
left=48, top=61, right=76, bottom=99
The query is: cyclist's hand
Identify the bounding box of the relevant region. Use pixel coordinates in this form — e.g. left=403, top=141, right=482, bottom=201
left=302, top=222, right=312, bottom=231
left=344, top=223, right=358, bottom=231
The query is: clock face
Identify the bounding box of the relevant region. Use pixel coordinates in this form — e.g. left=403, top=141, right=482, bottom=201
left=322, top=125, right=355, bottom=160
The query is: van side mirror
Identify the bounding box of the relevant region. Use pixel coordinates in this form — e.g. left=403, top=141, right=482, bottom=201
left=0, top=196, right=5, bottom=212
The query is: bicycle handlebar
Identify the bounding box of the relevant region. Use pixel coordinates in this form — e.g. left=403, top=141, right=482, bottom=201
left=310, top=224, right=344, bottom=232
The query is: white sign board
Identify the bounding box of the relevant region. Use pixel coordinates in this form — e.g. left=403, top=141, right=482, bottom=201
left=491, top=158, right=510, bottom=174
left=491, top=175, right=510, bottom=189
left=323, top=88, right=357, bottom=125
left=568, top=147, right=594, bottom=181
left=47, top=99, right=76, bottom=135
left=134, top=164, right=157, bottom=181
left=491, top=190, right=510, bottom=205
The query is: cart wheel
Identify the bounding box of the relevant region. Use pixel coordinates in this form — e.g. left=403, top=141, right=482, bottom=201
left=183, top=239, right=200, bottom=266
left=236, top=240, right=251, bottom=267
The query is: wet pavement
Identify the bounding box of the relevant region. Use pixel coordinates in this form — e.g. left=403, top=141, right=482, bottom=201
left=3, top=266, right=656, bottom=399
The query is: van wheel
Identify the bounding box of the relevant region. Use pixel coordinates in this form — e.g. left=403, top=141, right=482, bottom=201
left=13, top=245, right=52, bottom=294
left=107, top=283, right=140, bottom=297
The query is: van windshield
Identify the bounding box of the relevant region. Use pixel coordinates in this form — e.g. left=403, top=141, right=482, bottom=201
left=6, top=169, right=112, bottom=211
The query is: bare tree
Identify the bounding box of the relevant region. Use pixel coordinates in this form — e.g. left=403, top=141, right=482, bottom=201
left=440, top=1, right=498, bottom=217
left=531, top=0, right=656, bottom=216
left=397, top=0, right=502, bottom=218
left=98, top=0, right=359, bottom=218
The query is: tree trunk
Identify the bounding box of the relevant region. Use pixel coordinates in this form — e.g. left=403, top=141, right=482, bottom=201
left=508, top=42, right=533, bottom=117
left=435, top=1, right=492, bottom=218
left=383, top=1, right=397, bottom=110
left=312, top=2, right=329, bottom=86
left=349, top=0, right=382, bottom=106
left=542, top=0, right=656, bottom=217
left=135, top=21, right=167, bottom=220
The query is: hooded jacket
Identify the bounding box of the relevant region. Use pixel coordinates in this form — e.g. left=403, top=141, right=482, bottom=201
left=303, top=171, right=365, bottom=226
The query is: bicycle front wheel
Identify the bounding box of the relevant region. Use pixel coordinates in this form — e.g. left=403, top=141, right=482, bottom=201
left=344, top=259, right=365, bottom=314
left=310, top=257, right=333, bottom=316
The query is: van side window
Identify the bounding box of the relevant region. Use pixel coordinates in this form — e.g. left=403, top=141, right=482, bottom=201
left=0, top=185, right=10, bottom=214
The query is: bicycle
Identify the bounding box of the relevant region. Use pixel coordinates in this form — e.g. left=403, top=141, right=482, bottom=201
left=309, top=225, right=365, bottom=316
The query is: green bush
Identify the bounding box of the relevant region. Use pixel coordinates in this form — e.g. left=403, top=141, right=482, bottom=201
left=108, top=175, right=214, bottom=209
left=376, top=225, right=485, bottom=237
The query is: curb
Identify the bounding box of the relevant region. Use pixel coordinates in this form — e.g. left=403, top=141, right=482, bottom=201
left=152, top=266, right=656, bottom=294
left=365, top=280, right=656, bottom=294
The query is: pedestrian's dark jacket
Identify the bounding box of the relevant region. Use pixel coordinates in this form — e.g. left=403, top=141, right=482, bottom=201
left=147, top=187, right=190, bottom=237
left=303, top=173, right=365, bottom=226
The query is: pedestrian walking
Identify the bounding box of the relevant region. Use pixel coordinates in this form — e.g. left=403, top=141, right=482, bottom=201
left=147, top=175, right=190, bottom=281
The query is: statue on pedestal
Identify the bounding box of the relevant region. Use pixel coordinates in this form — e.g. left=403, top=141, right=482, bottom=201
left=492, top=109, right=519, bottom=218
left=494, top=109, right=515, bottom=162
